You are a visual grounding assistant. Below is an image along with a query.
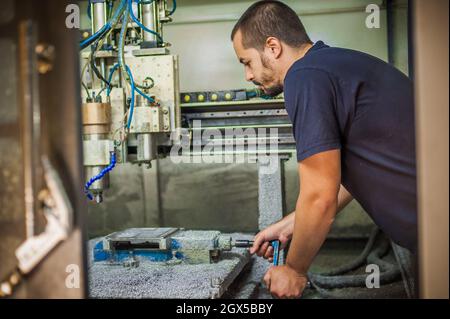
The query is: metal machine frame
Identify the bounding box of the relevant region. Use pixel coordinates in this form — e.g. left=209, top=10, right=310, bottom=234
left=80, top=0, right=181, bottom=203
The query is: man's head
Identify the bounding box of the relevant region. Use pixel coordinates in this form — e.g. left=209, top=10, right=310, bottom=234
left=231, top=1, right=312, bottom=96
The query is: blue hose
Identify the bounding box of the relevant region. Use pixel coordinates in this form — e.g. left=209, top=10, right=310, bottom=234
left=134, top=86, right=155, bottom=103
left=106, top=64, right=121, bottom=96
left=87, top=0, right=92, bottom=20
left=107, top=0, right=114, bottom=19
left=110, top=0, right=128, bottom=25
left=169, top=0, right=176, bottom=16
left=80, top=0, right=127, bottom=50
left=124, top=65, right=136, bottom=129
left=118, top=6, right=129, bottom=69
left=116, top=7, right=135, bottom=129
left=116, top=5, right=155, bottom=127
left=80, top=23, right=110, bottom=50
left=103, top=1, right=155, bottom=129
left=84, top=151, right=117, bottom=201
left=107, top=63, right=155, bottom=104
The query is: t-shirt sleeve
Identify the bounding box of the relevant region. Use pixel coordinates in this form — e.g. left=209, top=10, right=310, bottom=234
left=284, top=68, right=342, bottom=162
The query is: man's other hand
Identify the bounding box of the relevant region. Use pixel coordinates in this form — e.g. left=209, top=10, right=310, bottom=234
left=263, top=265, right=308, bottom=299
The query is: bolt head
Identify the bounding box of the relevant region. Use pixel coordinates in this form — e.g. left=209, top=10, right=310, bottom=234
left=210, top=277, right=223, bottom=287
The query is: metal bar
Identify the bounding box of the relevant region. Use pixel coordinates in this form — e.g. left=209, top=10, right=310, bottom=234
left=19, top=20, right=41, bottom=239
left=141, top=1, right=157, bottom=43
left=178, top=148, right=296, bottom=157
left=193, top=138, right=295, bottom=149
left=190, top=123, right=292, bottom=130
left=181, top=99, right=284, bottom=108
left=92, top=0, right=107, bottom=34
left=155, top=159, right=165, bottom=226
left=184, top=109, right=288, bottom=119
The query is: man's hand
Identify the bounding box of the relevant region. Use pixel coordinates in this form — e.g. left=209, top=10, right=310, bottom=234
left=250, top=213, right=295, bottom=260
left=263, top=265, right=308, bottom=299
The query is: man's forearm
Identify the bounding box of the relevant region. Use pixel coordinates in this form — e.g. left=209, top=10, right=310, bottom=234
left=284, top=185, right=350, bottom=226
left=285, top=195, right=337, bottom=275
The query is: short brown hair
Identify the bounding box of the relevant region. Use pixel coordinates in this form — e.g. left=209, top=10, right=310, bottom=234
left=231, top=1, right=312, bottom=50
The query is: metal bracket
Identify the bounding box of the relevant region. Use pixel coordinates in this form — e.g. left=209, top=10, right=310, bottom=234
left=15, top=156, right=73, bottom=274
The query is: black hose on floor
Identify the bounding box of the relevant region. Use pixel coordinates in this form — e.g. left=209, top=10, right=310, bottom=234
left=307, top=232, right=401, bottom=290
left=307, top=275, right=407, bottom=299
left=319, top=226, right=379, bottom=276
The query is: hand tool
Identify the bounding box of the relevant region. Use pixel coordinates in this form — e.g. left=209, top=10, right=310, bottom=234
left=233, top=239, right=281, bottom=266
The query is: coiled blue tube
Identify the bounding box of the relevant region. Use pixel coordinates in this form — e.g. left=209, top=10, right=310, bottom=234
left=84, top=151, right=117, bottom=201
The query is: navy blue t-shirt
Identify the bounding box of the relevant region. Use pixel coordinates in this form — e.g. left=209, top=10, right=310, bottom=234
left=284, top=41, right=417, bottom=252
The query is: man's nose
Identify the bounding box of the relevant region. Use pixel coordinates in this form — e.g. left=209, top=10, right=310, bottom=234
left=245, top=69, right=254, bottom=82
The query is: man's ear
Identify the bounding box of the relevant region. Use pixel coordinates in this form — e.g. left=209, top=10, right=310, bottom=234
left=265, top=37, right=282, bottom=59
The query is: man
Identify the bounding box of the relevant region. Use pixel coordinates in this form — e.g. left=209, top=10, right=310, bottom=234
left=231, top=1, right=417, bottom=298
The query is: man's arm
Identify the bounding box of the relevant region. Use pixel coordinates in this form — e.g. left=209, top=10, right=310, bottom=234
left=285, top=149, right=341, bottom=275
left=252, top=177, right=352, bottom=261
